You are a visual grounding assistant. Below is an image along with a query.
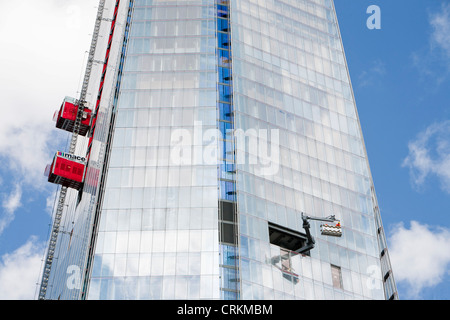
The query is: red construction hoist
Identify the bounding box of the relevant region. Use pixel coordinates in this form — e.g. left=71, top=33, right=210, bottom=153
left=53, top=97, right=92, bottom=136
left=46, top=151, right=87, bottom=191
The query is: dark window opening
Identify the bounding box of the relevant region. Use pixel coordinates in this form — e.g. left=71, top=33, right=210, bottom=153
left=219, top=200, right=236, bottom=245
left=220, top=201, right=235, bottom=223
left=220, top=222, right=236, bottom=245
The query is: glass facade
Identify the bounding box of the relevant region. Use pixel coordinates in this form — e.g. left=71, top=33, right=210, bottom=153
left=40, top=0, right=398, bottom=300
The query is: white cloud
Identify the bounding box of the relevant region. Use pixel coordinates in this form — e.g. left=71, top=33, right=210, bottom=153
left=0, top=184, right=23, bottom=236
left=410, top=3, right=450, bottom=85
left=0, top=237, right=46, bottom=300
left=388, top=221, right=450, bottom=299
left=357, top=59, right=386, bottom=88
left=430, top=3, right=450, bottom=58
left=402, top=121, right=450, bottom=193
left=2, top=184, right=22, bottom=214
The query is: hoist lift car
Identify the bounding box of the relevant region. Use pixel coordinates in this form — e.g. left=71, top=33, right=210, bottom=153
left=53, top=97, right=92, bottom=136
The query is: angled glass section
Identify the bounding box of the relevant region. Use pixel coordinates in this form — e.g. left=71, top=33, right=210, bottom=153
left=86, top=0, right=220, bottom=300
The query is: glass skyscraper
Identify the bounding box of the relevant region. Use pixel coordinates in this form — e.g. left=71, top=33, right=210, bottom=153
left=39, top=0, right=398, bottom=300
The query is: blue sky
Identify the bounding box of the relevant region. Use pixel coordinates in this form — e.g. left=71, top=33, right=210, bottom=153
left=0, top=0, right=449, bottom=300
